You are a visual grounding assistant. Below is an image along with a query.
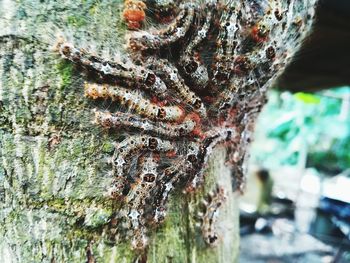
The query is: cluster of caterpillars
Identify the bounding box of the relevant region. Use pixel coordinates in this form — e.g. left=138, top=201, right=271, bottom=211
left=56, top=0, right=316, bottom=250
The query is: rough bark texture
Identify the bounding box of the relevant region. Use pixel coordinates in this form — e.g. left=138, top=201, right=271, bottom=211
left=0, top=1, right=239, bottom=262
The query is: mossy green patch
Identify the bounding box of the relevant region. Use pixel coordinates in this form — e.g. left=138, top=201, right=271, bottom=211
left=67, top=15, right=87, bottom=28
left=84, top=208, right=112, bottom=228
left=55, top=60, right=74, bottom=90
left=102, top=141, right=115, bottom=153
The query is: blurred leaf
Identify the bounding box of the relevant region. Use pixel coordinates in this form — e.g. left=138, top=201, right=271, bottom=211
left=294, top=92, right=321, bottom=104
left=250, top=87, right=350, bottom=174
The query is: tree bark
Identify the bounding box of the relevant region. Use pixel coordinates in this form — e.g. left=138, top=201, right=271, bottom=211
left=0, top=1, right=239, bottom=262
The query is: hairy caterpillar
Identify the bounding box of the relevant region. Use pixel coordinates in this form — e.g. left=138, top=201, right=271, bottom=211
left=94, top=111, right=201, bottom=138
left=199, top=186, right=226, bottom=246
left=123, top=0, right=147, bottom=30
left=56, top=41, right=168, bottom=97
left=84, top=82, right=185, bottom=122
left=128, top=2, right=195, bottom=51
left=125, top=154, right=159, bottom=249
left=178, top=1, right=217, bottom=88
left=144, top=57, right=207, bottom=117
left=185, top=128, right=236, bottom=192
left=112, top=135, right=175, bottom=179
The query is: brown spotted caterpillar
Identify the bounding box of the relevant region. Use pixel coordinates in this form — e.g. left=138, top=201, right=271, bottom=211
left=56, top=0, right=316, bottom=250
left=198, top=185, right=226, bottom=246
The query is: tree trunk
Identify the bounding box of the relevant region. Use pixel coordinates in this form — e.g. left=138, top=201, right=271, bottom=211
left=0, top=1, right=239, bottom=262
left=0, top=0, right=318, bottom=261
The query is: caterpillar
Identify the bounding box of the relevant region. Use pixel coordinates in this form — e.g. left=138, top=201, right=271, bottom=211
left=127, top=2, right=195, bottom=51
left=199, top=186, right=226, bottom=246
left=177, top=1, right=216, bottom=89
left=113, top=135, right=175, bottom=178
left=151, top=142, right=201, bottom=223
left=144, top=57, right=207, bottom=117
left=186, top=128, right=236, bottom=192
left=56, top=40, right=168, bottom=97
left=123, top=0, right=147, bottom=30
left=126, top=153, right=175, bottom=250
left=84, top=82, right=185, bottom=122
left=94, top=111, right=201, bottom=138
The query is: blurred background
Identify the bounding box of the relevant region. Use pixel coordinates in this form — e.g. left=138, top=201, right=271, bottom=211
left=239, top=1, right=350, bottom=262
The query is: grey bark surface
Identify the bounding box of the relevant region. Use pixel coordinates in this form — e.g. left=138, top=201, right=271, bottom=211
left=0, top=1, right=239, bottom=262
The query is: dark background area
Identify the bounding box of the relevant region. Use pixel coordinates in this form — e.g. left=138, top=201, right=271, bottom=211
left=278, top=0, right=350, bottom=92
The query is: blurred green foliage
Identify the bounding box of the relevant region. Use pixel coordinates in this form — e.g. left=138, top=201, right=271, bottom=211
left=250, top=87, right=350, bottom=175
